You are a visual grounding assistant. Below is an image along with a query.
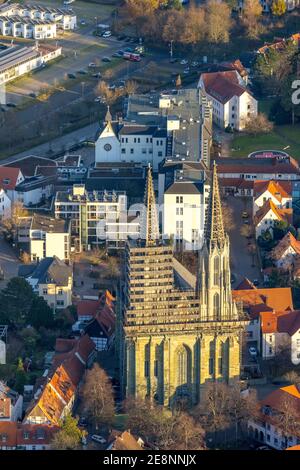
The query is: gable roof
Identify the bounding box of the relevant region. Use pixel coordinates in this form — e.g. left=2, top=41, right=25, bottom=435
left=233, top=286, right=294, bottom=312
left=254, top=199, right=293, bottom=226
left=0, top=166, right=22, bottom=190
left=110, top=431, right=143, bottom=451
left=200, top=71, right=248, bottom=104
left=0, top=422, right=58, bottom=448
left=253, top=180, right=292, bottom=203
left=28, top=256, right=72, bottom=286
left=271, top=232, right=300, bottom=261
left=260, top=310, right=291, bottom=334
left=261, top=385, right=300, bottom=416
left=235, top=277, right=256, bottom=290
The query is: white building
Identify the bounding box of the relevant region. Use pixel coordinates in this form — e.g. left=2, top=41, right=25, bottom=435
left=254, top=199, right=293, bottom=239
left=198, top=70, right=257, bottom=131
left=0, top=44, right=62, bottom=86
left=0, top=2, right=76, bottom=38
left=260, top=309, right=300, bottom=364
left=95, top=119, right=167, bottom=172
left=248, top=385, right=300, bottom=450
left=55, top=184, right=139, bottom=251
left=18, top=214, right=71, bottom=262
left=0, top=188, right=11, bottom=220
left=270, top=231, right=300, bottom=270
left=240, top=0, right=300, bottom=13
left=162, top=174, right=210, bottom=251
left=20, top=256, right=73, bottom=310
left=253, top=180, right=292, bottom=216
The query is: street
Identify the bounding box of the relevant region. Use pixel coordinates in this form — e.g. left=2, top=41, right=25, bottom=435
left=226, top=196, right=261, bottom=288
left=0, top=235, right=20, bottom=289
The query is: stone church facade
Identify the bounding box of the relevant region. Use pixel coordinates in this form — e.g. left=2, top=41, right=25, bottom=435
left=120, top=164, right=246, bottom=406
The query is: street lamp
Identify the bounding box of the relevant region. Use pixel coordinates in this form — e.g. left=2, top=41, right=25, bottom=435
left=169, top=40, right=173, bottom=60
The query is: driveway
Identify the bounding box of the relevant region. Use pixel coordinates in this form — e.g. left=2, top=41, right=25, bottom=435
left=0, top=236, right=20, bottom=288
left=226, top=196, right=262, bottom=288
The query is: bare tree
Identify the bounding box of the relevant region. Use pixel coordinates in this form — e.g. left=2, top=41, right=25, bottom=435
left=245, top=113, right=274, bottom=136
left=242, top=0, right=263, bottom=39
left=81, top=364, right=115, bottom=430
left=222, top=199, right=236, bottom=232
left=205, top=0, right=232, bottom=44
left=124, top=80, right=138, bottom=96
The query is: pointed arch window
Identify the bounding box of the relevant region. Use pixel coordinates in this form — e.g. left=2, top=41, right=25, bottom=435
left=213, top=292, right=220, bottom=320
left=214, top=256, right=220, bottom=285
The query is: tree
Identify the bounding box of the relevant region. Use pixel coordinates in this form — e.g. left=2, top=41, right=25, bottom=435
left=175, top=74, right=182, bottom=88
left=0, top=277, right=35, bottom=326
left=20, top=251, right=31, bottom=264
left=19, top=327, right=40, bottom=355
left=14, top=357, right=27, bottom=394
left=222, top=199, right=236, bottom=232
left=125, top=80, right=138, bottom=96
left=273, top=394, right=300, bottom=448
left=205, top=0, right=232, bottom=44
left=271, top=0, right=286, bottom=16
left=125, top=397, right=206, bottom=449
left=245, top=113, right=274, bottom=136
left=81, top=364, right=115, bottom=430
left=242, top=0, right=263, bottom=39
left=195, top=382, right=231, bottom=446
left=1, top=202, right=29, bottom=241
left=51, top=414, right=85, bottom=450
left=27, top=296, right=54, bottom=328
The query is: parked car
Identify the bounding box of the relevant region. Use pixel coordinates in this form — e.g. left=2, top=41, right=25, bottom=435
left=117, top=35, right=126, bottom=41
left=91, top=435, right=106, bottom=444
left=191, top=61, right=199, bottom=67
left=28, top=92, right=36, bottom=98
left=68, top=73, right=76, bottom=79
left=102, top=31, right=112, bottom=38
left=112, top=52, right=122, bottom=58
left=249, top=346, right=257, bottom=357
left=180, top=59, right=188, bottom=65
left=77, top=69, right=87, bottom=75
left=102, top=57, right=111, bottom=62
left=242, top=211, right=249, bottom=218
left=253, top=279, right=260, bottom=287
left=88, top=62, right=96, bottom=68
left=183, top=68, right=190, bottom=74
left=170, top=58, right=178, bottom=63
left=256, top=446, right=271, bottom=451
left=94, top=96, right=101, bottom=102
left=6, top=102, right=16, bottom=107
left=92, top=72, right=101, bottom=78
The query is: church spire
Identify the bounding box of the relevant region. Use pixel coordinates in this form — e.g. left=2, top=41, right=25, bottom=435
left=204, top=161, right=225, bottom=246
left=105, top=105, right=112, bottom=123
left=141, top=165, right=160, bottom=246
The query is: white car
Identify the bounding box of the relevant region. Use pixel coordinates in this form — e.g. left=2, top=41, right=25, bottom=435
left=102, top=31, right=112, bottom=38
left=94, top=96, right=101, bottom=102
left=180, top=59, right=188, bottom=65
left=88, top=62, right=96, bottom=68
left=91, top=435, right=106, bottom=444
left=249, top=346, right=257, bottom=357
left=183, top=68, right=190, bottom=74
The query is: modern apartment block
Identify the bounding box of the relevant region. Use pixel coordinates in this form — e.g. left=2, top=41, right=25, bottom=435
left=54, top=184, right=139, bottom=251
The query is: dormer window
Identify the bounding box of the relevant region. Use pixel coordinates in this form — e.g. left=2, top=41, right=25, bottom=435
left=2, top=179, right=10, bottom=185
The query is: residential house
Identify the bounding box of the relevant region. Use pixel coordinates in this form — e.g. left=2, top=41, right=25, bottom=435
left=73, top=291, right=116, bottom=351
left=0, top=422, right=58, bottom=450
left=107, top=430, right=144, bottom=451
left=0, top=188, right=11, bottom=220
left=24, top=335, right=95, bottom=426
left=253, top=180, right=292, bottom=216
left=233, top=279, right=294, bottom=348
left=198, top=70, right=257, bottom=130
left=260, top=309, right=300, bottom=364
left=216, top=155, right=300, bottom=197
left=0, top=382, right=23, bottom=422
left=254, top=200, right=293, bottom=239
left=19, top=256, right=73, bottom=310
left=270, top=231, right=300, bottom=270
left=248, top=385, right=300, bottom=450
left=18, top=214, right=71, bottom=262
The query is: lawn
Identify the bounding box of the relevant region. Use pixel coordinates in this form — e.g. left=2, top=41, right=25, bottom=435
left=231, top=124, right=300, bottom=160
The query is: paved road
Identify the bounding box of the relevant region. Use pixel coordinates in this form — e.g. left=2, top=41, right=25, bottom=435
left=0, top=122, right=99, bottom=164
left=0, top=236, right=20, bottom=288
left=226, top=196, right=262, bottom=288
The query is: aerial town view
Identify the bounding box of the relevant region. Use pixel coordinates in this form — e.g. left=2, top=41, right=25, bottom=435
left=0, top=0, right=300, bottom=459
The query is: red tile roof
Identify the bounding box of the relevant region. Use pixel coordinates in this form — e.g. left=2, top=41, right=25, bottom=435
left=271, top=232, right=300, bottom=261
left=253, top=180, right=292, bottom=202
left=0, top=422, right=58, bottom=448
left=254, top=199, right=293, bottom=226
left=233, top=286, right=294, bottom=312
left=200, top=71, right=247, bottom=104
left=0, top=166, right=22, bottom=190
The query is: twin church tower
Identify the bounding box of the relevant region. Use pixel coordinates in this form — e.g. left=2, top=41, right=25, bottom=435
left=119, top=164, right=246, bottom=406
